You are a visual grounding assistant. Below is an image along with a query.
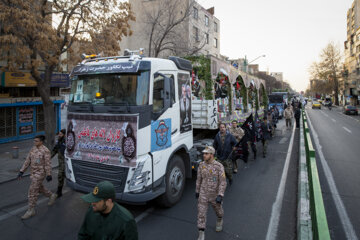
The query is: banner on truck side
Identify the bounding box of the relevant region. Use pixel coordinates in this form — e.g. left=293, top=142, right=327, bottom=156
left=178, top=73, right=192, bottom=133
left=151, top=119, right=171, bottom=152
left=66, top=113, right=138, bottom=167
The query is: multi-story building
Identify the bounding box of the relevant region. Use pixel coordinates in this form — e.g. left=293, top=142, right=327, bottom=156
left=119, top=0, right=220, bottom=58
left=344, top=0, right=360, bottom=105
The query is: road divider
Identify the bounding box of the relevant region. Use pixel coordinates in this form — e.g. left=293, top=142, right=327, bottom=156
left=300, top=110, right=330, bottom=240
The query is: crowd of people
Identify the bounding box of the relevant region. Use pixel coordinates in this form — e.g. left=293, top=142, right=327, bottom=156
left=196, top=99, right=304, bottom=240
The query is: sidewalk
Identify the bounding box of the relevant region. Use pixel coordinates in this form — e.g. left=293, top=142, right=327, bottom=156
left=0, top=139, right=59, bottom=184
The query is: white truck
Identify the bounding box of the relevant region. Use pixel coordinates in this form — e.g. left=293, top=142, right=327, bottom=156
left=65, top=50, right=265, bottom=207
left=65, top=50, right=199, bottom=206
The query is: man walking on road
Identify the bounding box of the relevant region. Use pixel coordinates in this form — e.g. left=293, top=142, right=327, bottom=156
left=284, top=105, right=293, bottom=129
left=196, top=146, right=227, bottom=240
left=213, top=123, right=237, bottom=185
left=228, top=120, right=245, bottom=173
left=17, top=135, right=57, bottom=220
left=78, top=181, right=138, bottom=240
left=51, top=129, right=66, bottom=197
left=294, top=107, right=301, bottom=128
left=260, top=117, right=272, bottom=158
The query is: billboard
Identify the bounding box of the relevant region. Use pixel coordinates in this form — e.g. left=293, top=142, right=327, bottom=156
left=66, top=113, right=138, bottom=167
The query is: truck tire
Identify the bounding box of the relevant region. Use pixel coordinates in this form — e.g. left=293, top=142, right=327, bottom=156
left=157, top=155, right=185, bottom=207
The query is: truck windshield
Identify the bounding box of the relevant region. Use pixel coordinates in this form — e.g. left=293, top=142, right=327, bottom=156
left=69, top=71, right=150, bottom=106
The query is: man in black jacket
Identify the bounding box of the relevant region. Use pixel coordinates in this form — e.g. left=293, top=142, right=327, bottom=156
left=294, top=107, right=301, bottom=128
left=213, top=123, right=237, bottom=185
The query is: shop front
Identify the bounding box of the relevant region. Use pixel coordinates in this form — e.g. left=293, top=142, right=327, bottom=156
left=0, top=72, right=68, bottom=143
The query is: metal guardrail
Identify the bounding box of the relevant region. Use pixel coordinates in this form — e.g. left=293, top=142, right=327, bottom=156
left=301, top=110, right=330, bottom=240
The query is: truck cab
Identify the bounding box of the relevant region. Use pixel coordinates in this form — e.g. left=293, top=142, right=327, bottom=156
left=65, top=50, right=193, bottom=206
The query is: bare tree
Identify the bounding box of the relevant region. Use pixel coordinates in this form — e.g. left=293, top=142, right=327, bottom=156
left=0, top=0, right=134, bottom=148
left=308, top=42, right=342, bottom=105
left=141, top=0, right=208, bottom=57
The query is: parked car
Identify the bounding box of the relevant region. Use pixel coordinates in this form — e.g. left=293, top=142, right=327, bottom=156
left=323, top=100, right=330, bottom=106
left=312, top=101, right=321, bottom=109
left=343, top=105, right=358, bottom=115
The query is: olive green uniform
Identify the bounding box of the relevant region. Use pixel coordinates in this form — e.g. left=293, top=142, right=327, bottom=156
left=78, top=202, right=138, bottom=240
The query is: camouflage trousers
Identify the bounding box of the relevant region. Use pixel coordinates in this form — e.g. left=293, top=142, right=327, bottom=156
left=58, top=157, right=65, bottom=188
left=28, top=176, right=52, bottom=208
left=197, top=194, right=224, bottom=229
left=218, top=159, right=232, bottom=180
left=262, top=139, right=268, bottom=155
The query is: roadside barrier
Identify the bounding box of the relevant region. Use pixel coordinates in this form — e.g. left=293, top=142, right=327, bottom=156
left=300, top=109, right=330, bottom=240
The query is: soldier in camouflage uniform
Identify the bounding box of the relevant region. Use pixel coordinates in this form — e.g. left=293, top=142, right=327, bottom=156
left=213, top=123, right=237, bottom=184
left=196, top=146, right=227, bottom=240
left=18, top=135, right=57, bottom=220
left=227, top=120, right=245, bottom=173
left=51, top=129, right=66, bottom=197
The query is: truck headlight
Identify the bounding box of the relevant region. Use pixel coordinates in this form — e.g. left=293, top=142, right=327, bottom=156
left=128, top=161, right=150, bottom=192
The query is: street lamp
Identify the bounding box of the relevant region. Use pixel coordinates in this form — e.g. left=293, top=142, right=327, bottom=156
left=248, top=54, right=266, bottom=64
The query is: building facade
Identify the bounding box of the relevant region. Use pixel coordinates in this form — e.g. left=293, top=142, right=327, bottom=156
left=344, top=0, right=360, bottom=105
left=120, top=0, right=220, bottom=58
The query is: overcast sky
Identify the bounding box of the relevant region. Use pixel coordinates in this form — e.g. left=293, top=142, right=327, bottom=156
left=197, top=0, right=353, bottom=92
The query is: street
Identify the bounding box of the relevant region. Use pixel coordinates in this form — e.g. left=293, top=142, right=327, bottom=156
left=306, top=105, right=360, bottom=239
left=0, top=120, right=299, bottom=240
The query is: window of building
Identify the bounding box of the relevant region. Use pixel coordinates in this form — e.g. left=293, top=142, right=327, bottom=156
left=214, top=22, right=218, bottom=32
left=205, top=15, right=209, bottom=26
left=193, top=27, right=199, bottom=42
left=193, top=7, right=198, bottom=19
left=214, top=38, right=218, bottom=48
left=205, top=33, right=209, bottom=44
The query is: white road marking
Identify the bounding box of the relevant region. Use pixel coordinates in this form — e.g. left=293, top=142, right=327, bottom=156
left=135, top=207, right=154, bottom=223
left=0, top=189, right=70, bottom=222
left=343, top=127, right=352, bottom=133
left=265, top=124, right=295, bottom=240
left=331, top=118, right=336, bottom=122
left=321, top=111, right=329, bottom=117
left=306, top=111, right=358, bottom=240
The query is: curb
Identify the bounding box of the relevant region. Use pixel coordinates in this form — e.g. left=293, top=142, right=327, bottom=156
left=297, top=111, right=312, bottom=240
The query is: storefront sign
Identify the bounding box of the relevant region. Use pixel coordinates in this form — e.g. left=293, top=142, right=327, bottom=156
left=18, top=107, right=34, bottom=123
left=19, top=125, right=33, bottom=135
left=3, top=72, right=37, bottom=87
left=66, top=113, right=138, bottom=167
left=2, top=72, right=70, bottom=88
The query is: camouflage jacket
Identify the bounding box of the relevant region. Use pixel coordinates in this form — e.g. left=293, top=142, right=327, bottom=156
left=228, top=126, right=245, bottom=142
left=51, top=137, right=66, bottom=159
left=196, top=160, right=227, bottom=197
left=20, top=145, right=51, bottom=177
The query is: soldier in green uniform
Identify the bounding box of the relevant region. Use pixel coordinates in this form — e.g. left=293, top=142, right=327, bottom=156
left=51, top=129, right=66, bottom=197
left=78, top=181, right=138, bottom=240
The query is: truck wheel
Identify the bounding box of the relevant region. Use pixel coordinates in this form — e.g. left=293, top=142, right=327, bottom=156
left=157, top=155, right=185, bottom=207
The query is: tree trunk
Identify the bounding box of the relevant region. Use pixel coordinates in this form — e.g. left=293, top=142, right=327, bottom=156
left=36, top=66, right=57, bottom=150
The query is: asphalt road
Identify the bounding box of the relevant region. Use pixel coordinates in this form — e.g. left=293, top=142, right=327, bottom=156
left=306, top=105, right=360, bottom=239
left=0, top=119, right=299, bottom=240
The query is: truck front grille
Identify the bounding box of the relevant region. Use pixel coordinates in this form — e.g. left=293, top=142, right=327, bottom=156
left=71, top=159, right=129, bottom=193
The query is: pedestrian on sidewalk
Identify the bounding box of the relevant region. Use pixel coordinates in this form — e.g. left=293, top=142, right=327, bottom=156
left=195, top=146, right=227, bottom=240
left=17, top=135, right=57, bottom=220
left=51, top=129, right=66, bottom=198
left=227, top=120, right=245, bottom=173
left=78, top=181, right=138, bottom=240
left=213, top=123, right=237, bottom=185
left=294, top=107, right=301, bottom=128
left=260, top=117, right=272, bottom=158
left=284, top=105, right=293, bottom=129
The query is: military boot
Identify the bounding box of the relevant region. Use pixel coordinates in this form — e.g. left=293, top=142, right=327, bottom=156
left=48, top=193, right=57, bottom=206
left=197, top=230, right=205, bottom=240
left=56, top=186, right=63, bottom=198
left=21, top=208, right=35, bottom=220
left=216, top=218, right=223, bottom=232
